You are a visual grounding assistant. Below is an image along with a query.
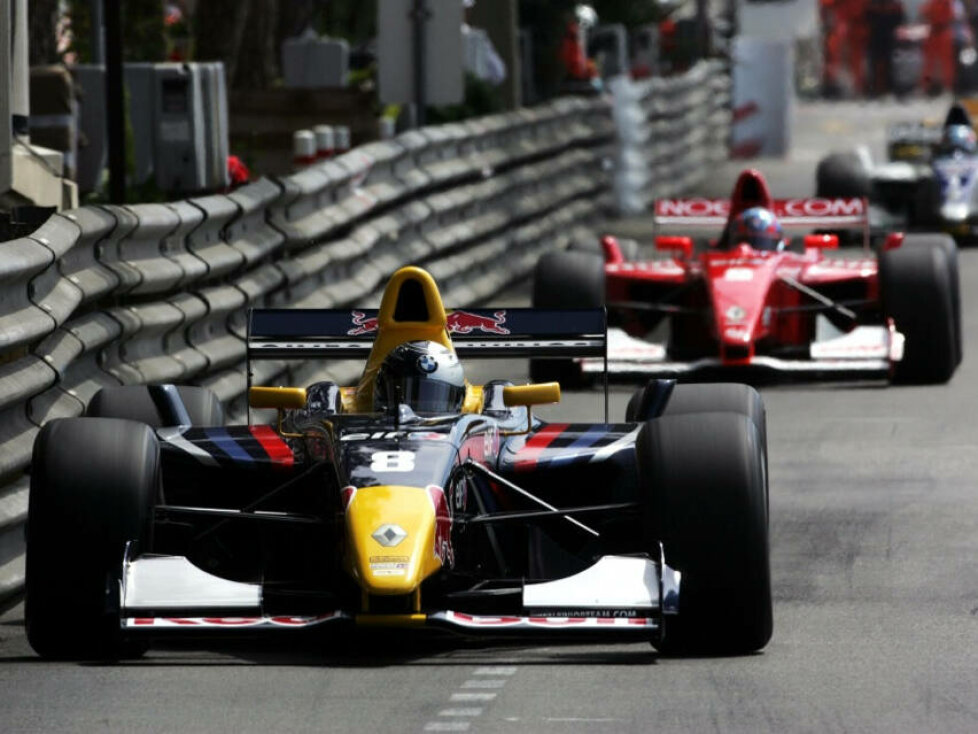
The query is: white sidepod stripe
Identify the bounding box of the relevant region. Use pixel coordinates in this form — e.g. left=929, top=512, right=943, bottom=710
left=588, top=427, right=641, bottom=462
left=157, top=426, right=220, bottom=467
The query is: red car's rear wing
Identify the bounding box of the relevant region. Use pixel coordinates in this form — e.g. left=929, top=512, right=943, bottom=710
left=653, top=197, right=869, bottom=228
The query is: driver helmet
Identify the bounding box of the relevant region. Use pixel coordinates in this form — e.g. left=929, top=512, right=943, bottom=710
left=940, top=124, right=978, bottom=154
left=730, top=207, right=785, bottom=252
left=373, top=341, right=466, bottom=415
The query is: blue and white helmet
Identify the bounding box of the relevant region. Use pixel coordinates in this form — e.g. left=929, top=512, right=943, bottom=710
left=731, top=207, right=785, bottom=252
left=941, top=124, right=978, bottom=154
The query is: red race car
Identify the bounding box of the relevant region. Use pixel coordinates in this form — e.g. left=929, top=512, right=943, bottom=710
left=533, top=169, right=961, bottom=385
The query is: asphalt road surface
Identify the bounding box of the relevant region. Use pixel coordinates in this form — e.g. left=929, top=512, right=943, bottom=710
left=4, top=97, right=978, bottom=733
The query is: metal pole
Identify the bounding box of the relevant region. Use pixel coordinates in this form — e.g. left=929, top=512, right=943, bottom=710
left=695, top=0, right=709, bottom=62
left=91, top=0, right=105, bottom=64
left=0, top=0, right=12, bottom=194
left=412, top=0, right=427, bottom=128
left=103, top=0, right=125, bottom=204
left=10, top=0, right=27, bottom=136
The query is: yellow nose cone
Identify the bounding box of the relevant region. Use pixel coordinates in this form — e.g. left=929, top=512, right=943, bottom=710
left=345, top=485, right=449, bottom=595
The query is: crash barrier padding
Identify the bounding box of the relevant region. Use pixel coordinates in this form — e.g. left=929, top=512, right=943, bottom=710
left=612, top=59, right=732, bottom=215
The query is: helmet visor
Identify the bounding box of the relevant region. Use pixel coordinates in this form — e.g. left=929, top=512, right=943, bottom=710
left=379, top=376, right=466, bottom=415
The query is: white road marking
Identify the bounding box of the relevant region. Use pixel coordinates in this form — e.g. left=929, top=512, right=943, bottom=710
left=438, top=708, right=483, bottom=717
left=450, top=692, right=497, bottom=702
left=422, top=666, right=517, bottom=732
left=472, top=666, right=516, bottom=676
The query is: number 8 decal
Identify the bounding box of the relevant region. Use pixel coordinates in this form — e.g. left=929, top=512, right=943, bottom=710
left=370, top=451, right=415, bottom=472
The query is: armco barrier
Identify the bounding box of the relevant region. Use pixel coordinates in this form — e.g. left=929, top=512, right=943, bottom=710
left=0, top=61, right=730, bottom=608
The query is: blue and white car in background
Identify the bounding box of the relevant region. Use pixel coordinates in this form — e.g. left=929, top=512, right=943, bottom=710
left=816, top=103, right=978, bottom=244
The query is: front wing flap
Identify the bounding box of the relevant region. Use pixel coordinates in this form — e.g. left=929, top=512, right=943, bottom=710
left=121, top=554, right=677, bottom=640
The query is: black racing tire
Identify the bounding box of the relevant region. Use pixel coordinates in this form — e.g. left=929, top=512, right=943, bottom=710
left=87, top=384, right=224, bottom=427
left=880, top=237, right=958, bottom=384
left=911, top=234, right=962, bottom=367
left=815, top=151, right=871, bottom=200
left=638, top=412, right=772, bottom=655
left=530, top=250, right=605, bottom=387
left=569, top=236, right=639, bottom=262
left=26, top=418, right=159, bottom=659
left=627, top=382, right=767, bottom=455
left=908, top=177, right=942, bottom=228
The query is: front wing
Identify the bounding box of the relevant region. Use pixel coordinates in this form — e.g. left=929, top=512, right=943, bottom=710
left=120, top=553, right=679, bottom=641
left=580, top=325, right=905, bottom=380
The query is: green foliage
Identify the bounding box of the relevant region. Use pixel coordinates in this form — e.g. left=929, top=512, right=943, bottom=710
left=66, top=0, right=165, bottom=63
left=319, top=0, right=376, bottom=43
left=426, top=73, right=504, bottom=125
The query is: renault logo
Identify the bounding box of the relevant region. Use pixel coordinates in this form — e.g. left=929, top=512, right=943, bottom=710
left=372, top=524, right=407, bottom=547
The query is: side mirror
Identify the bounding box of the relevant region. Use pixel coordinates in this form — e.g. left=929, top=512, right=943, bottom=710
left=803, top=234, right=839, bottom=250
left=655, top=235, right=693, bottom=259
left=249, top=386, right=307, bottom=410
left=502, top=382, right=561, bottom=408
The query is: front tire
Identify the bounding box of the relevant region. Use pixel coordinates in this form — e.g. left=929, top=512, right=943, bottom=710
left=638, top=411, right=772, bottom=655
left=26, top=418, right=159, bottom=659
left=87, top=384, right=225, bottom=426
left=880, top=236, right=958, bottom=383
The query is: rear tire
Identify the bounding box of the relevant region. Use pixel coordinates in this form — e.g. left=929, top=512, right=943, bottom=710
left=87, top=384, right=224, bottom=426
left=638, top=412, right=772, bottom=655
left=880, top=237, right=958, bottom=383
left=530, top=251, right=605, bottom=387
left=26, top=418, right=159, bottom=659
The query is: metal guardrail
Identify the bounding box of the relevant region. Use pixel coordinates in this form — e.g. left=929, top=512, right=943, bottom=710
left=0, top=61, right=732, bottom=608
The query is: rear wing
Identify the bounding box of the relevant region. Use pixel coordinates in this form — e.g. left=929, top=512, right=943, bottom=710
left=247, top=307, right=607, bottom=360
left=886, top=121, right=942, bottom=146
left=653, top=197, right=869, bottom=228
left=886, top=121, right=940, bottom=162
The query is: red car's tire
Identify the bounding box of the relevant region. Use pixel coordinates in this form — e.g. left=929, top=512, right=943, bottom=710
left=881, top=236, right=958, bottom=384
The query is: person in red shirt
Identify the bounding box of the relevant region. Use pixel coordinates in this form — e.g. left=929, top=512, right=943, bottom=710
left=822, top=0, right=847, bottom=94
left=839, top=0, right=870, bottom=95
left=560, top=21, right=590, bottom=80
left=922, top=0, right=956, bottom=92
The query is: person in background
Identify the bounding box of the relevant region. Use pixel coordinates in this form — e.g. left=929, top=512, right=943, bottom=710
left=841, top=0, right=870, bottom=95
left=866, top=0, right=906, bottom=96
left=821, top=0, right=847, bottom=95
left=922, top=0, right=956, bottom=93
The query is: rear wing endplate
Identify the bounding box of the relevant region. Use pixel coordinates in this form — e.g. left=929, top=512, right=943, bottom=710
left=653, top=197, right=869, bottom=228
left=247, top=307, right=607, bottom=360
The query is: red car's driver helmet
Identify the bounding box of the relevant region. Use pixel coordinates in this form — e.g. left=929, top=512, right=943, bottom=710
left=731, top=207, right=785, bottom=252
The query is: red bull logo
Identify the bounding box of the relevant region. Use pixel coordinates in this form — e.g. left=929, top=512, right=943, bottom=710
left=348, top=311, right=379, bottom=336
left=347, top=309, right=509, bottom=336
left=446, top=310, right=510, bottom=335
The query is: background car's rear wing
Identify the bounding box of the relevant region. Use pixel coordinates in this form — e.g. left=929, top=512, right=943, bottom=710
left=247, top=307, right=606, bottom=360
left=653, top=197, right=869, bottom=229
left=886, top=121, right=941, bottom=162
